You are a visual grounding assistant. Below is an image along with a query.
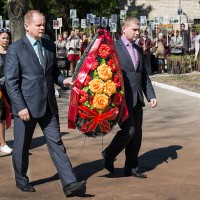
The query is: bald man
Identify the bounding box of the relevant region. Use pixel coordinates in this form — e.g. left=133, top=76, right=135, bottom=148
left=5, top=10, right=86, bottom=197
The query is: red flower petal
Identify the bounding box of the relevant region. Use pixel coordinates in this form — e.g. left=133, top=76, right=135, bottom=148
left=113, top=93, right=123, bottom=106
left=79, top=91, right=88, bottom=103
left=98, top=44, right=111, bottom=58
left=107, top=59, right=116, bottom=72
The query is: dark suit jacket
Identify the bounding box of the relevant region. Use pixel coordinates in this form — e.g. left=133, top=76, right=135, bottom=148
left=181, top=30, right=191, bottom=51
left=5, top=35, right=65, bottom=118
left=115, top=38, right=156, bottom=109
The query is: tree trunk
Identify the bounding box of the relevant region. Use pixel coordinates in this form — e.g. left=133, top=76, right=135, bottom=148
left=6, top=0, right=28, bottom=42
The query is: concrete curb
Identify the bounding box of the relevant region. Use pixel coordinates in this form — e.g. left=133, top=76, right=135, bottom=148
left=152, top=81, right=200, bottom=99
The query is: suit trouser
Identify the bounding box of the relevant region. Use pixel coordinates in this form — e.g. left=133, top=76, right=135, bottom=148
left=105, top=103, right=143, bottom=173
left=12, top=105, right=76, bottom=188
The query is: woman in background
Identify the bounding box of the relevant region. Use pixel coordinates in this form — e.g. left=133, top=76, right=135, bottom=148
left=0, top=28, right=12, bottom=154
left=54, top=33, right=68, bottom=77
left=81, top=33, right=90, bottom=55
left=66, top=30, right=81, bottom=76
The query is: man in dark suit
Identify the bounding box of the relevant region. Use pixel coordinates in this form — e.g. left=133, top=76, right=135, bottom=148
left=103, top=16, right=157, bottom=178
left=180, top=23, right=191, bottom=55
left=5, top=10, right=86, bottom=196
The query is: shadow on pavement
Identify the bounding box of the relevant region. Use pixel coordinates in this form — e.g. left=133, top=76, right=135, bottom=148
left=99, top=145, right=183, bottom=178
left=139, top=145, right=183, bottom=172
left=31, top=173, right=59, bottom=186
left=74, top=159, right=104, bottom=180
left=31, top=173, right=95, bottom=198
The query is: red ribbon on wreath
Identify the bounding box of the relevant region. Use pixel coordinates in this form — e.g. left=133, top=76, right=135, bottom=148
left=78, top=106, right=119, bottom=133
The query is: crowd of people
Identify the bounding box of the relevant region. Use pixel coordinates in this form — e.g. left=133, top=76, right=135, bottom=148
left=54, top=29, right=93, bottom=78
left=135, top=23, right=200, bottom=75
left=0, top=9, right=199, bottom=198
left=53, top=22, right=200, bottom=78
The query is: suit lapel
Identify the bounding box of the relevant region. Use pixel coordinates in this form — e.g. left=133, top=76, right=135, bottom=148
left=42, top=38, right=49, bottom=70
left=22, top=36, right=40, bottom=65
left=135, top=44, right=142, bottom=71
left=41, top=38, right=48, bottom=72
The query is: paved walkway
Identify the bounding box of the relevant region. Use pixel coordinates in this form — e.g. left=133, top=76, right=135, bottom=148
left=1, top=85, right=200, bottom=200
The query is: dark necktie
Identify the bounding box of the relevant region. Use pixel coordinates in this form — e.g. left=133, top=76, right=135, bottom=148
left=36, top=40, right=45, bottom=69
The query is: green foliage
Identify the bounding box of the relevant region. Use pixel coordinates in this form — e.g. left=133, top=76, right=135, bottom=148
left=167, top=54, right=197, bottom=74
left=0, top=0, right=8, bottom=19
left=127, top=10, right=138, bottom=18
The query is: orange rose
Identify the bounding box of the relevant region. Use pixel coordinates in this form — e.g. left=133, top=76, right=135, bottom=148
left=89, top=78, right=104, bottom=93
left=97, top=64, right=112, bottom=81
left=104, top=80, right=116, bottom=96
left=93, top=94, right=109, bottom=110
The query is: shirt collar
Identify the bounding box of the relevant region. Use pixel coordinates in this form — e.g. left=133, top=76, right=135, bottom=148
left=26, top=33, right=41, bottom=46
left=121, top=35, right=131, bottom=46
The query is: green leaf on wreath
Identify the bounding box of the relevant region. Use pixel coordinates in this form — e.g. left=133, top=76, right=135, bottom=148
left=98, top=109, right=103, bottom=114
left=91, top=105, right=95, bottom=109
left=111, top=103, right=115, bottom=107
left=120, top=90, right=124, bottom=95
left=100, top=59, right=106, bottom=65
left=93, top=70, right=99, bottom=78
left=84, top=101, right=90, bottom=107
left=83, top=86, right=89, bottom=92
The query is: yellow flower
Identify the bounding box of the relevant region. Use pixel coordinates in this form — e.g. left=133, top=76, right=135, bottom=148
left=89, top=78, right=104, bottom=93
left=104, top=80, right=116, bottom=96
left=93, top=94, right=109, bottom=109
left=97, top=64, right=112, bottom=81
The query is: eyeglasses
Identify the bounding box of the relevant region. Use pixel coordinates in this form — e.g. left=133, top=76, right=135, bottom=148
left=0, top=28, right=10, bottom=33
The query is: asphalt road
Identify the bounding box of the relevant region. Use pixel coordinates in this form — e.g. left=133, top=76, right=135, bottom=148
left=1, top=85, right=200, bottom=200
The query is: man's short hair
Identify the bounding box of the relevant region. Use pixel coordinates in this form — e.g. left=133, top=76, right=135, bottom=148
left=121, top=16, right=140, bottom=27
left=181, top=23, right=185, bottom=27
left=24, top=10, right=45, bottom=24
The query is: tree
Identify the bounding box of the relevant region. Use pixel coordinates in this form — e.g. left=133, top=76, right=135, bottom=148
left=2, top=0, right=123, bottom=41
left=7, top=0, right=28, bottom=42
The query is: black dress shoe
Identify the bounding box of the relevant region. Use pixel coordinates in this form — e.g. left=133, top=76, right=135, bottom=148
left=17, top=184, right=36, bottom=192
left=63, top=181, right=86, bottom=197
left=125, top=171, right=147, bottom=178
left=102, top=151, right=115, bottom=174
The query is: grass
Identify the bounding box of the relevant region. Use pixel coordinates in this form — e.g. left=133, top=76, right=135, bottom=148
left=150, top=73, right=200, bottom=94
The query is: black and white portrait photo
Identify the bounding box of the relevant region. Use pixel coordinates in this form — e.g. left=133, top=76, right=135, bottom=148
left=110, top=23, right=117, bottom=32
left=72, top=18, right=79, bottom=28
left=70, top=9, right=77, bottom=19
left=94, top=17, right=100, bottom=26
left=81, top=19, right=87, bottom=28
left=120, top=10, right=127, bottom=19
left=5, top=20, right=10, bottom=30
left=111, top=14, right=117, bottom=23
left=0, top=16, right=3, bottom=29
left=101, top=17, right=108, bottom=27
left=53, top=20, right=59, bottom=29
left=140, top=16, right=147, bottom=27
left=57, top=18, right=62, bottom=27
left=87, top=13, right=94, bottom=23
